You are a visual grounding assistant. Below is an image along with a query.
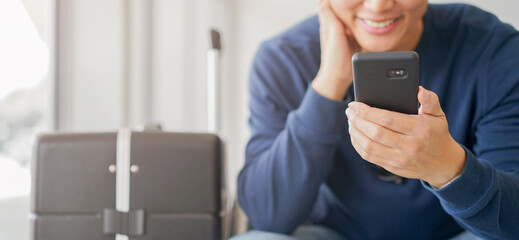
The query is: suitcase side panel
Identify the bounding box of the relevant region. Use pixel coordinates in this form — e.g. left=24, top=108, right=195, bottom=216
left=129, top=133, right=221, bottom=214
left=32, top=133, right=117, bottom=213
left=32, top=215, right=114, bottom=240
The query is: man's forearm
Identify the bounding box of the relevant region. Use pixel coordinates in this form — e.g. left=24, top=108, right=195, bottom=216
left=239, top=87, right=348, bottom=234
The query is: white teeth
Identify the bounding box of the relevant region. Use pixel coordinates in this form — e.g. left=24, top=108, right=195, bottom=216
left=364, top=19, right=395, bottom=28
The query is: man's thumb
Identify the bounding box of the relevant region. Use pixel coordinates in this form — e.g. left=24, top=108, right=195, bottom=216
left=418, top=86, right=444, bottom=117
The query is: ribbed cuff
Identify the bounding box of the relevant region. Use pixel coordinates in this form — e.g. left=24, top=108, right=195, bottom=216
left=289, top=86, right=349, bottom=142
left=422, top=145, right=497, bottom=218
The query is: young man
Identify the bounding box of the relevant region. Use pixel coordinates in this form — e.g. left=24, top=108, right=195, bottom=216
left=234, top=0, right=519, bottom=239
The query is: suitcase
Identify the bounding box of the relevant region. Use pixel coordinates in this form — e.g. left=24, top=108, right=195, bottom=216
left=31, top=130, right=222, bottom=240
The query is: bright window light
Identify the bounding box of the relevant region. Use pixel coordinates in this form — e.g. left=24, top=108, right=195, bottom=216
left=0, top=0, right=49, bottom=200
left=0, top=0, right=49, bottom=99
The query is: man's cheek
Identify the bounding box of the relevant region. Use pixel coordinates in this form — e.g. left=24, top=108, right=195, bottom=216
left=329, top=0, right=359, bottom=16
left=399, top=0, right=428, bottom=15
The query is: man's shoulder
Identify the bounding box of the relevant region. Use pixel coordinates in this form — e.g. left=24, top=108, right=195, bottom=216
left=428, top=3, right=516, bottom=35
left=426, top=3, right=519, bottom=70
left=250, top=16, right=321, bottom=104
left=427, top=5, right=519, bottom=116
left=252, top=15, right=321, bottom=83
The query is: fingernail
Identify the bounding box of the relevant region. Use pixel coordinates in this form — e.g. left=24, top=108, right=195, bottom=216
left=345, top=108, right=351, bottom=117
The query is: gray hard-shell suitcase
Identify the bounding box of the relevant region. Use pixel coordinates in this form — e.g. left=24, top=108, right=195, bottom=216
left=31, top=131, right=221, bottom=240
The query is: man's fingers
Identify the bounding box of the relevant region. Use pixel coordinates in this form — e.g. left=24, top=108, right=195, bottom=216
left=348, top=120, right=399, bottom=162
left=348, top=102, right=416, bottom=134
left=350, top=136, right=388, bottom=167
left=318, top=0, right=332, bottom=22
left=317, top=0, right=330, bottom=27
left=317, top=0, right=343, bottom=33
left=318, top=0, right=333, bottom=50
left=346, top=108, right=408, bottom=149
left=350, top=127, right=403, bottom=173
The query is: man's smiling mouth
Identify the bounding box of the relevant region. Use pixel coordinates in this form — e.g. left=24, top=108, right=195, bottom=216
left=362, top=18, right=396, bottom=28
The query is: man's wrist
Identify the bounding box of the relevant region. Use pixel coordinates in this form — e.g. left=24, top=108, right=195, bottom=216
left=428, top=140, right=466, bottom=189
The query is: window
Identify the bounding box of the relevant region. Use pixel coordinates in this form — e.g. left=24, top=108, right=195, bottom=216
left=0, top=0, right=53, bottom=238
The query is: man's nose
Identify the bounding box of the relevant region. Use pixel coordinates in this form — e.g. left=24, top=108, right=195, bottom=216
left=363, top=0, right=395, bottom=13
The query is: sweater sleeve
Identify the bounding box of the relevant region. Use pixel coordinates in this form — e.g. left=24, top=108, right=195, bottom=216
left=422, top=34, right=519, bottom=239
left=237, top=41, right=349, bottom=234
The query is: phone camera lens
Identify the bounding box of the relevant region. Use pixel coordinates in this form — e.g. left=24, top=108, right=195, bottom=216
left=387, top=69, right=407, bottom=78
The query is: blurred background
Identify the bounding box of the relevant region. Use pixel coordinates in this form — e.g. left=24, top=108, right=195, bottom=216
left=1, top=0, right=518, bottom=239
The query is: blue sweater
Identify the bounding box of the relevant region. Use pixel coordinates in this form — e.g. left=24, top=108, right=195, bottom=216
left=238, top=4, right=519, bottom=240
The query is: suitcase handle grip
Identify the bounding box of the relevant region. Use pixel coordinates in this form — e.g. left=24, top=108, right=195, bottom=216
left=102, top=208, right=145, bottom=236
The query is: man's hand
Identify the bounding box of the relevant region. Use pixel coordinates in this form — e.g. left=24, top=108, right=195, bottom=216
left=346, top=86, right=466, bottom=188
left=312, top=0, right=360, bottom=101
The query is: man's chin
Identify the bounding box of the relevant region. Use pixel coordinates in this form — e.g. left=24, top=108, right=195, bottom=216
left=357, top=38, right=400, bottom=52
left=359, top=43, right=397, bottom=52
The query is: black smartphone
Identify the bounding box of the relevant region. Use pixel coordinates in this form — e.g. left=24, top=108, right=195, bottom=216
left=352, top=51, right=419, bottom=114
